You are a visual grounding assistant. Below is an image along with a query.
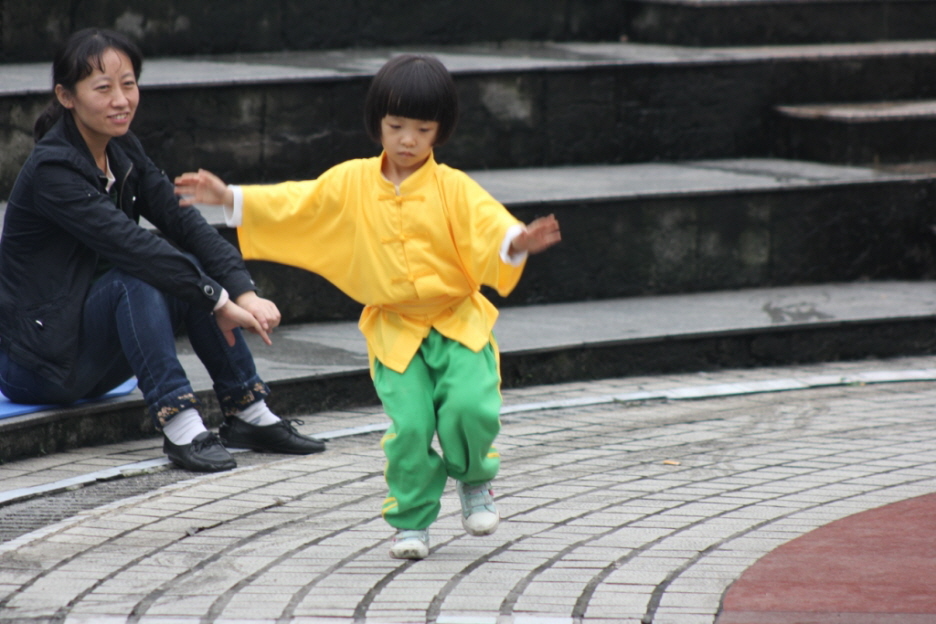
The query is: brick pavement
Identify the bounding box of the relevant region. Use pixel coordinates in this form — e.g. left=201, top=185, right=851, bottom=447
left=2, top=356, right=936, bottom=623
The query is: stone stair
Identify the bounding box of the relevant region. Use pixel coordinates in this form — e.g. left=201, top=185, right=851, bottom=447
left=8, top=40, right=936, bottom=196
left=2, top=1, right=936, bottom=460
left=773, top=99, right=936, bottom=165
left=0, top=1, right=630, bottom=63
left=208, top=158, right=936, bottom=324
left=4, top=280, right=935, bottom=462
left=5, top=0, right=933, bottom=63
left=625, top=0, right=936, bottom=46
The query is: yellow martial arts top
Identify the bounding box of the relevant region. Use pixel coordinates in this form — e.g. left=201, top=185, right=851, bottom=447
left=238, top=152, right=526, bottom=373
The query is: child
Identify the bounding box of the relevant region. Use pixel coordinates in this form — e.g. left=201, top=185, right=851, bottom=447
left=176, top=54, right=561, bottom=559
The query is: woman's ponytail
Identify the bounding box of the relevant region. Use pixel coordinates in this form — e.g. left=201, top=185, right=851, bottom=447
left=33, top=100, right=65, bottom=142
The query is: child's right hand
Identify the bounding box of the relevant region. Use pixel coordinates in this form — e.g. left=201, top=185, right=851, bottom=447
left=174, top=169, right=233, bottom=208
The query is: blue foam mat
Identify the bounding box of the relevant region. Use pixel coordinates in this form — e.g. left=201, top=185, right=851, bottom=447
left=0, top=377, right=139, bottom=420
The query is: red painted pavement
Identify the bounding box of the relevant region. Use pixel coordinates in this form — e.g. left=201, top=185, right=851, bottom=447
left=716, top=492, right=936, bottom=624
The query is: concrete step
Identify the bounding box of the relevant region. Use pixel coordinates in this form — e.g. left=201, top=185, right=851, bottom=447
left=3, top=158, right=933, bottom=323
left=773, top=99, right=936, bottom=164
left=2, top=1, right=630, bottom=63
left=211, top=158, right=936, bottom=323
left=3, top=280, right=935, bottom=462
left=6, top=40, right=936, bottom=199
left=626, top=0, right=936, bottom=46
left=7, top=1, right=935, bottom=62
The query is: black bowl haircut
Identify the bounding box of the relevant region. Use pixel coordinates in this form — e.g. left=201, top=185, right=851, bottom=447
left=364, top=54, right=459, bottom=147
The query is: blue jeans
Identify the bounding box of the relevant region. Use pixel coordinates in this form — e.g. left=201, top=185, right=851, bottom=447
left=0, top=267, right=269, bottom=430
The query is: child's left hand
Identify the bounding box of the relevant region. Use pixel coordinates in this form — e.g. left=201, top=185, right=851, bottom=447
left=512, top=214, right=562, bottom=255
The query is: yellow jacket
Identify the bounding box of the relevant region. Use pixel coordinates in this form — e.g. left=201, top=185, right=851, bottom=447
left=238, top=153, right=526, bottom=372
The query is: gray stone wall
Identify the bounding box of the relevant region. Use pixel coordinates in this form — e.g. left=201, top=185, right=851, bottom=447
left=1, top=0, right=628, bottom=62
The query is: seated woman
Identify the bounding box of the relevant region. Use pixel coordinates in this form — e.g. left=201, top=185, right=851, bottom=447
left=0, top=27, right=324, bottom=472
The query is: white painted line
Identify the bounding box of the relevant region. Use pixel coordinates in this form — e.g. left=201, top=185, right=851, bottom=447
left=0, top=457, right=171, bottom=505
left=316, top=421, right=390, bottom=439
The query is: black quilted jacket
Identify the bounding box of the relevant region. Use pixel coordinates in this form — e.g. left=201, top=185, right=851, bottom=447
left=0, top=113, right=255, bottom=385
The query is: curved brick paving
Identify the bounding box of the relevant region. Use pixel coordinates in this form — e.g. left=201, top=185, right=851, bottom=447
left=2, top=358, right=936, bottom=623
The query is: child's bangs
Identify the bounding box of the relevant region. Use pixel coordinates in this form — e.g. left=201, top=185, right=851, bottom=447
left=365, top=54, right=459, bottom=145
left=383, top=83, right=446, bottom=123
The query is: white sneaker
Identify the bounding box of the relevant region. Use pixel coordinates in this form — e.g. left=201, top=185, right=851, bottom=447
left=389, top=529, right=430, bottom=559
left=457, top=480, right=500, bottom=536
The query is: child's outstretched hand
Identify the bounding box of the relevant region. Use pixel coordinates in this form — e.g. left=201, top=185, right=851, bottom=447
left=174, top=169, right=233, bottom=208
left=511, top=214, right=562, bottom=255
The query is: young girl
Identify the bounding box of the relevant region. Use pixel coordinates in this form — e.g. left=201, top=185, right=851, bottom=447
left=0, top=28, right=325, bottom=473
left=176, top=54, right=561, bottom=558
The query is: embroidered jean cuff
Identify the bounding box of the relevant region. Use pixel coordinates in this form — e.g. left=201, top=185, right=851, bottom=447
left=152, top=392, right=202, bottom=430
left=217, top=381, right=271, bottom=417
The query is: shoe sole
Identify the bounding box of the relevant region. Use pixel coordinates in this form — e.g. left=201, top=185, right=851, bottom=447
left=166, top=456, right=236, bottom=472
left=389, top=544, right=428, bottom=559
left=220, top=431, right=327, bottom=455
left=221, top=440, right=326, bottom=455
left=463, top=517, right=500, bottom=536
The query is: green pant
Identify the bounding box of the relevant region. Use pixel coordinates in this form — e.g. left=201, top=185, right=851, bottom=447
left=374, top=329, right=502, bottom=530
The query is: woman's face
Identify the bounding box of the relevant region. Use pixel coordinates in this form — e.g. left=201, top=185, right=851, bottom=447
left=56, top=48, right=139, bottom=150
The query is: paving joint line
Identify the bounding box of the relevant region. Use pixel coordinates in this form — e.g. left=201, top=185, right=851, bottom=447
left=0, top=464, right=388, bottom=612
left=2, top=368, right=934, bottom=510
left=5, top=382, right=936, bottom=624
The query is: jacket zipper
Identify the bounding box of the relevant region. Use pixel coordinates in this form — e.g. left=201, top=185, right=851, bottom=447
left=117, top=161, right=133, bottom=211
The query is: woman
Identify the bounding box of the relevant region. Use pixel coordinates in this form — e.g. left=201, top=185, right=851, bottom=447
left=0, top=28, right=324, bottom=471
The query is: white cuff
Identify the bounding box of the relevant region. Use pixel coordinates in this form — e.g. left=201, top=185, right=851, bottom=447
left=500, top=224, right=528, bottom=266
left=224, top=185, right=243, bottom=227
left=212, top=288, right=230, bottom=311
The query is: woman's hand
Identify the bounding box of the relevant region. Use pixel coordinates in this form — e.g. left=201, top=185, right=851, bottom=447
left=510, top=214, right=562, bottom=255
left=174, top=169, right=233, bottom=208
left=236, top=291, right=282, bottom=334
left=213, top=299, right=272, bottom=347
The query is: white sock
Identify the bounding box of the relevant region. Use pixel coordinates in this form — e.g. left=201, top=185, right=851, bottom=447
left=162, top=408, right=208, bottom=445
left=234, top=400, right=281, bottom=426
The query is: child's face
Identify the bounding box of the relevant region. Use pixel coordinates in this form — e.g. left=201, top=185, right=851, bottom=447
left=380, top=115, right=439, bottom=183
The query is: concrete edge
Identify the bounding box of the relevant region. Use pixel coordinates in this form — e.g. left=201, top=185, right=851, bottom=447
left=3, top=313, right=935, bottom=463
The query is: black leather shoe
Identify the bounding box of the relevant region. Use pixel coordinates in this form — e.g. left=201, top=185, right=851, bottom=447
left=163, top=431, right=237, bottom=472
left=219, top=417, right=327, bottom=455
